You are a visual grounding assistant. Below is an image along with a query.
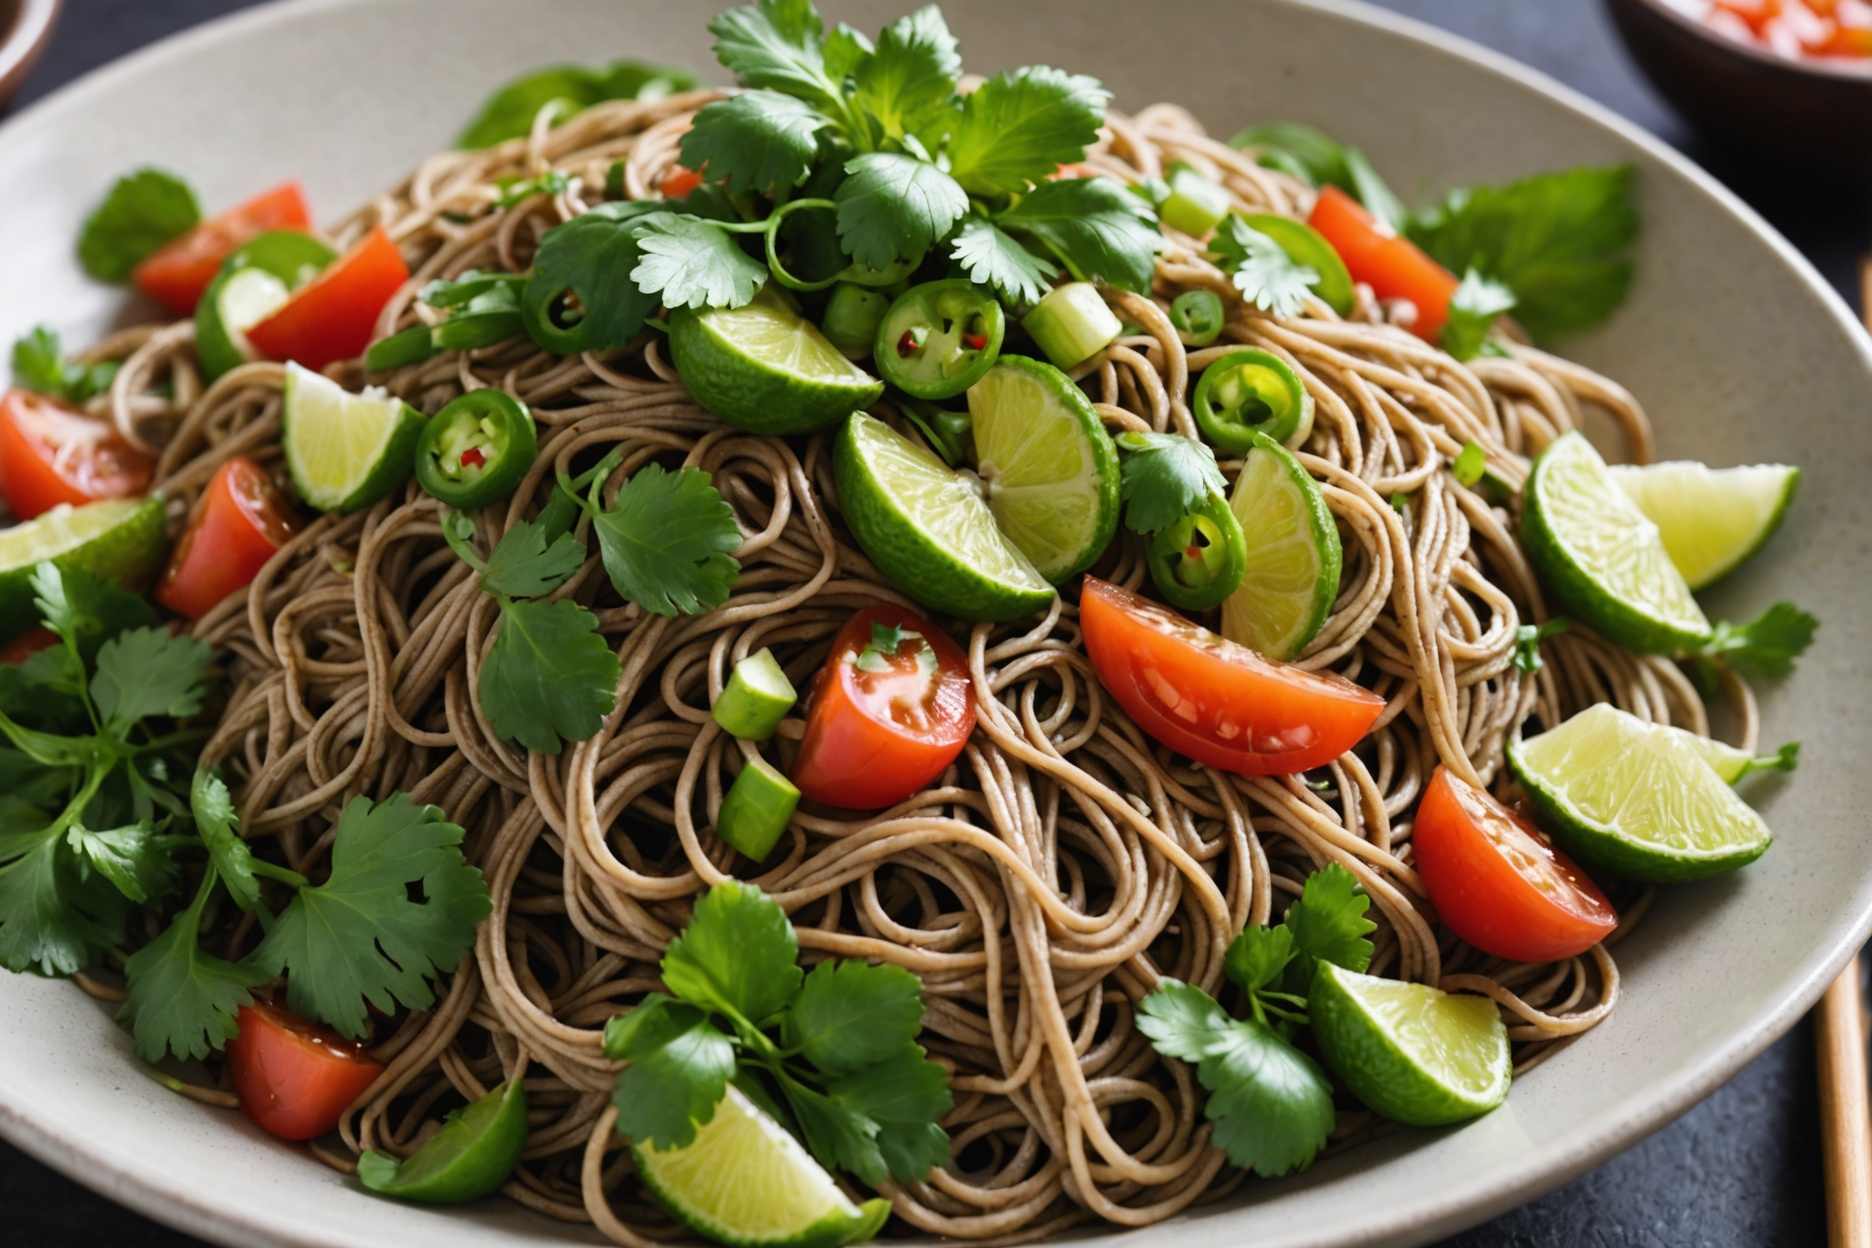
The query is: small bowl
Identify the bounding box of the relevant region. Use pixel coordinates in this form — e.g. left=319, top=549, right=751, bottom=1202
left=1605, top=0, right=1872, bottom=183
left=0, top=0, right=59, bottom=108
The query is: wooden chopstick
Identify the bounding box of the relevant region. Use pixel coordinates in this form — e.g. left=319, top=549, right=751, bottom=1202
left=1818, top=262, right=1872, bottom=1248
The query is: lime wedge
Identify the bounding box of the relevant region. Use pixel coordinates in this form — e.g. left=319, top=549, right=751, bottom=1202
left=1309, top=961, right=1510, bottom=1127
left=1220, top=431, right=1340, bottom=659
left=281, top=363, right=426, bottom=513
left=633, top=1084, right=890, bottom=1248
left=670, top=289, right=884, bottom=435
left=1607, top=461, right=1799, bottom=590
left=835, top=412, right=1054, bottom=621
left=1507, top=703, right=1772, bottom=881
left=0, top=497, right=167, bottom=638
left=357, top=1077, right=526, bottom=1204
left=966, top=356, right=1119, bottom=583
left=1521, top=432, right=1709, bottom=654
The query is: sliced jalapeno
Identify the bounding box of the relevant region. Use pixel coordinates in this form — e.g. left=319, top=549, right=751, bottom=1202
left=414, top=390, right=538, bottom=509
left=874, top=279, right=1006, bottom=400
left=1147, top=493, right=1247, bottom=612
left=1170, top=290, right=1225, bottom=346
left=1193, top=348, right=1311, bottom=451
left=1237, top=213, right=1355, bottom=316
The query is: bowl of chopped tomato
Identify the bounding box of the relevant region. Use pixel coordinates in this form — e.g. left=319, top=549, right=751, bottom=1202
left=0, top=0, right=60, bottom=107
left=1607, top=0, right=1872, bottom=180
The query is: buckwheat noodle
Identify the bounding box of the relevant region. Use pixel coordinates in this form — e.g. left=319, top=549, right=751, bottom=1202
left=76, top=91, right=1760, bottom=1243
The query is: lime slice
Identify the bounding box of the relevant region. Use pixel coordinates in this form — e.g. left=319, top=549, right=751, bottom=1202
left=633, top=1084, right=890, bottom=1248
left=1220, top=431, right=1340, bottom=659
left=1507, top=703, right=1772, bottom=881
left=0, top=497, right=167, bottom=638
left=1521, top=432, right=1710, bottom=654
left=281, top=363, right=425, bottom=513
left=357, top=1077, right=526, bottom=1204
left=196, top=267, right=291, bottom=380
left=669, top=289, right=884, bottom=435
left=1309, top=961, right=1510, bottom=1127
left=834, top=412, right=1055, bottom=621
left=1607, top=461, right=1799, bottom=590
left=966, top=356, right=1119, bottom=583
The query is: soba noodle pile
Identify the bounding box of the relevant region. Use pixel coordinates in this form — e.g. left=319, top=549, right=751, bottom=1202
left=79, top=91, right=1756, bottom=1243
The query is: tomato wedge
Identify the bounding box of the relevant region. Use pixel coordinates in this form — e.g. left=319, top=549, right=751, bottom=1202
left=155, top=456, right=296, bottom=620
left=792, top=604, right=976, bottom=810
left=0, top=390, right=155, bottom=520
left=131, top=182, right=313, bottom=317
left=226, top=1001, right=384, bottom=1141
left=245, top=226, right=409, bottom=371
left=1079, top=576, right=1383, bottom=776
left=1412, top=764, right=1618, bottom=964
left=1307, top=185, right=1459, bottom=342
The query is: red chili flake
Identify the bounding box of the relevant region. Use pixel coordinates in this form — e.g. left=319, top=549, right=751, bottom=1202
left=460, top=447, right=488, bottom=470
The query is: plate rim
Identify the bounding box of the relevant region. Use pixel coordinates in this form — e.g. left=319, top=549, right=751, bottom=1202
left=1, top=1, right=1868, bottom=1246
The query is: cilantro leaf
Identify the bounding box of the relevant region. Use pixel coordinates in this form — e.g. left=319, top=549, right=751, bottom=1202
left=119, top=872, right=266, bottom=1062
left=481, top=520, right=587, bottom=600
left=662, top=879, right=802, bottom=1027
left=850, top=5, right=961, bottom=148
left=1697, top=601, right=1817, bottom=676
left=0, top=828, right=125, bottom=977
left=1210, top=215, right=1318, bottom=318
left=524, top=202, right=666, bottom=352
left=1407, top=166, right=1638, bottom=341
left=708, top=0, right=842, bottom=113
left=680, top=91, right=828, bottom=195
left=945, top=67, right=1107, bottom=196
left=480, top=598, right=619, bottom=755
left=457, top=61, right=696, bottom=149
left=827, top=1045, right=953, bottom=1181
left=1114, top=431, right=1227, bottom=535
left=836, top=153, right=969, bottom=269
left=1228, top=123, right=1403, bottom=228
left=1134, top=978, right=1228, bottom=1063
left=789, top=960, right=924, bottom=1074
left=949, top=218, right=1057, bottom=307
left=91, top=627, right=214, bottom=731
left=77, top=168, right=201, bottom=283
left=30, top=562, right=155, bottom=659
left=997, top=177, right=1160, bottom=293
left=630, top=213, right=770, bottom=310
left=610, top=1003, right=736, bottom=1149
left=1343, top=149, right=1407, bottom=233
left=1284, top=863, right=1376, bottom=978
left=66, top=822, right=171, bottom=905
left=584, top=464, right=741, bottom=617
left=249, top=793, right=491, bottom=1039
left=822, top=23, right=875, bottom=79
left=1441, top=270, right=1516, bottom=362
left=1513, top=618, right=1569, bottom=674
left=783, top=1079, right=886, bottom=1184
left=1224, top=924, right=1296, bottom=996
left=191, top=769, right=262, bottom=913
left=10, top=327, right=118, bottom=405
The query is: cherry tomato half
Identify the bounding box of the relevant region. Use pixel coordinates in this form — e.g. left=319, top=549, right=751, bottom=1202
left=155, top=456, right=296, bottom=620
left=246, top=226, right=409, bottom=372
left=0, top=628, right=57, bottom=664
left=1307, top=186, right=1459, bottom=342
left=0, top=390, right=155, bottom=520
left=659, top=165, right=705, bottom=199
left=792, top=604, right=977, bottom=810
left=226, top=1001, right=384, bottom=1141
left=1079, top=576, right=1384, bottom=776
left=1412, top=764, right=1618, bottom=964
left=131, top=182, right=313, bottom=317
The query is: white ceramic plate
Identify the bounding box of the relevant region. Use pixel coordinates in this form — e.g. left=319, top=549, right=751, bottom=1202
left=2, top=1, right=1869, bottom=1245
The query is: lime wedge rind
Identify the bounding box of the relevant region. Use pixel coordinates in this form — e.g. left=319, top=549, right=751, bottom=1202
left=0, top=497, right=168, bottom=638
left=671, top=289, right=884, bottom=436
left=1220, top=430, right=1340, bottom=660
left=282, top=362, right=425, bottom=513
left=1608, top=461, right=1799, bottom=591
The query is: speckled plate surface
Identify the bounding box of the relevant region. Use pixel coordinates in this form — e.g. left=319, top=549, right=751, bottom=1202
left=1, top=1, right=1868, bottom=1245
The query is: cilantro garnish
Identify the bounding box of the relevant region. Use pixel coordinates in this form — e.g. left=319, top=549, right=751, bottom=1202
left=10, top=326, right=119, bottom=405
left=1513, top=618, right=1570, bottom=674
left=949, top=219, right=1058, bottom=306
left=944, top=66, right=1107, bottom=196
left=1136, top=864, right=1375, bottom=1177
left=854, top=622, right=935, bottom=676
left=1208, top=215, right=1319, bottom=319
left=76, top=168, right=201, bottom=283
left=1441, top=270, right=1517, bottom=362
left=457, top=60, right=696, bottom=149
left=1114, top=431, right=1228, bottom=535
left=573, top=463, right=743, bottom=617
left=605, top=881, right=952, bottom=1186
left=1696, top=601, right=1818, bottom=677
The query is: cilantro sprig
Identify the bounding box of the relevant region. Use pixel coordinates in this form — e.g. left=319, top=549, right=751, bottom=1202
left=1137, top=864, right=1376, bottom=1177
left=77, top=168, right=201, bottom=283
left=1114, top=431, right=1227, bottom=536
left=605, top=881, right=952, bottom=1187
left=10, top=326, right=119, bottom=405
left=1208, top=215, right=1319, bottom=320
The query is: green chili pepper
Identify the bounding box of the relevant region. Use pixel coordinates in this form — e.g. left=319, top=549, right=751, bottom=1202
left=364, top=324, right=439, bottom=372
left=822, top=283, right=891, bottom=358
left=1146, top=493, right=1248, bottom=611
left=1193, top=348, right=1311, bottom=451
left=1169, top=290, right=1225, bottom=346
left=874, top=279, right=1006, bottom=400
left=414, top=390, right=539, bottom=509
left=1236, top=213, right=1355, bottom=316
left=357, top=1077, right=527, bottom=1204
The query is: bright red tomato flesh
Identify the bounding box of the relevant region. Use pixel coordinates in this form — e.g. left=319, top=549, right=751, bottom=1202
left=1412, top=764, right=1618, bottom=964
left=1307, top=185, right=1460, bottom=342
left=0, top=390, right=155, bottom=520
left=1079, top=577, right=1384, bottom=776
left=659, top=165, right=705, bottom=198
left=155, top=456, right=296, bottom=620
left=792, top=604, right=977, bottom=810
left=131, top=182, right=313, bottom=317
left=245, top=225, right=409, bottom=371
left=226, top=1002, right=384, bottom=1141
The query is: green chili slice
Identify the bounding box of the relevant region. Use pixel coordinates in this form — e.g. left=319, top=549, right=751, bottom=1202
left=1236, top=213, right=1355, bottom=316
left=1146, top=493, right=1248, bottom=612
left=874, top=279, right=1006, bottom=400
left=822, top=283, right=891, bottom=358
left=364, top=324, right=439, bottom=372
left=1193, top=348, right=1310, bottom=451
left=1169, top=290, right=1225, bottom=346
left=414, top=390, right=539, bottom=509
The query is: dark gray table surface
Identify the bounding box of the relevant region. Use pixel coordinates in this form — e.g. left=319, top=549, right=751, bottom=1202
left=1, top=2, right=1863, bottom=1245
